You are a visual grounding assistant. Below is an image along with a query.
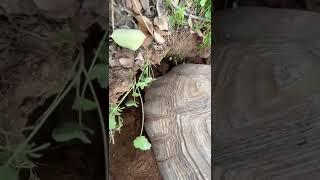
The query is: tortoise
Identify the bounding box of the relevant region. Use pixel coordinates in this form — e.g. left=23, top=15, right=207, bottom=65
left=144, top=64, right=211, bottom=180
left=213, top=7, right=320, bottom=180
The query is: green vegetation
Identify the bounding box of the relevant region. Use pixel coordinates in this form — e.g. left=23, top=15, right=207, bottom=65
left=109, top=60, right=154, bottom=151
left=165, top=0, right=211, bottom=48
left=0, top=30, right=108, bottom=180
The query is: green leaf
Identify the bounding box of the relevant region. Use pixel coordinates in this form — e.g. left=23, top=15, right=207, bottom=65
left=200, top=0, right=207, bottom=7
left=137, top=77, right=153, bottom=89
left=111, top=29, right=146, bottom=51
left=136, top=82, right=148, bottom=89
left=205, top=10, right=211, bottom=19
left=72, top=97, right=97, bottom=111
left=133, top=136, right=152, bottom=150
left=52, top=122, right=92, bottom=144
left=132, top=91, right=140, bottom=97
left=109, top=114, right=117, bottom=130
left=0, top=165, right=18, bottom=180
left=90, top=64, right=107, bottom=88
left=125, top=100, right=139, bottom=107
left=142, top=77, right=153, bottom=84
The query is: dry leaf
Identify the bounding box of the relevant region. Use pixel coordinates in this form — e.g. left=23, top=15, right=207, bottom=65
left=140, top=0, right=152, bottom=16
left=122, top=0, right=142, bottom=14
left=135, top=15, right=154, bottom=35
left=195, top=30, right=205, bottom=38
left=142, top=34, right=154, bottom=48
left=153, top=31, right=165, bottom=44
left=135, top=15, right=166, bottom=45
left=135, top=52, right=145, bottom=68
left=156, top=0, right=167, bottom=17
left=154, top=16, right=169, bottom=31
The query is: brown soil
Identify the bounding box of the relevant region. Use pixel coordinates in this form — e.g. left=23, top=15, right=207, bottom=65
left=109, top=108, right=162, bottom=180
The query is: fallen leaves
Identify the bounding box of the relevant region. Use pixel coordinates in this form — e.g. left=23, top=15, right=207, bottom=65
left=109, top=0, right=176, bottom=70
left=135, top=15, right=166, bottom=45
left=135, top=15, right=154, bottom=34
left=122, top=0, right=142, bottom=14
left=140, top=0, right=152, bottom=16
left=119, top=0, right=169, bottom=48
left=154, top=16, right=169, bottom=31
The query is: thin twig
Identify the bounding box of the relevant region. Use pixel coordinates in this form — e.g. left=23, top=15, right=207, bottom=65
left=80, top=32, right=107, bottom=100
left=111, top=0, right=115, bottom=31
left=138, top=88, right=144, bottom=136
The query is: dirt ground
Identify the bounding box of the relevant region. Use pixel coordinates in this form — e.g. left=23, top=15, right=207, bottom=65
left=109, top=108, right=162, bottom=180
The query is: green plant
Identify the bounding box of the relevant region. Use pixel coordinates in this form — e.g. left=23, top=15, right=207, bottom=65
left=196, top=0, right=211, bottom=48
left=169, top=5, right=187, bottom=27
left=109, top=61, right=154, bottom=150
left=0, top=143, right=50, bottom=180
left=0, top=31, right=108, bottom=180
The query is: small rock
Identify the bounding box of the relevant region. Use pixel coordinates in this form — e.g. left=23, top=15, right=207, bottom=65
left=119, top=57, right=134, bottom=68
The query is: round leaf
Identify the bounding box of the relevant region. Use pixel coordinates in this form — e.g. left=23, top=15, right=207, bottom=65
left=72, top=97, right=97, bottom=111
left=111, top=29, right=146, bottom=51
left=133, top=136, right=152, bottom=150
left=52, top=122, right=92, bottom=144
left=125, top=100, right=139, bottom=107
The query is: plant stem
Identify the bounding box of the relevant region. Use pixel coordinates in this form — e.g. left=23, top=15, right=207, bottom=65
left=110, top=85, right=134, bottom=114
left=82, top=63, right=108, bottom=180
left=6, top=65, right=81, bottom=165
left=111, top=0, right=115, bottom=31
left=80, top=32, right=107, bottom=100
left=138, top=88, right=144, bottom=136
